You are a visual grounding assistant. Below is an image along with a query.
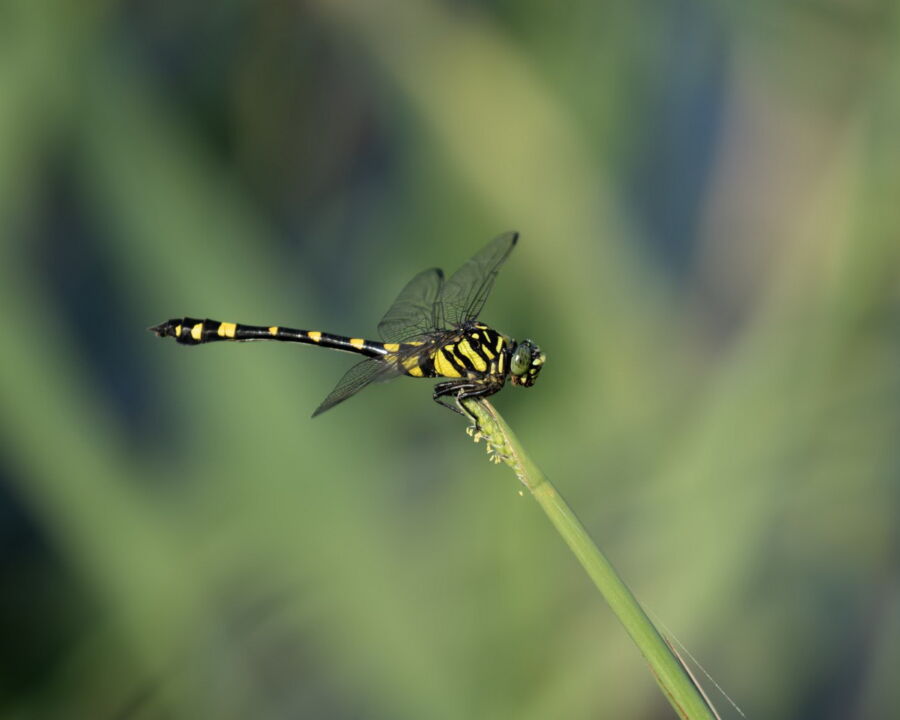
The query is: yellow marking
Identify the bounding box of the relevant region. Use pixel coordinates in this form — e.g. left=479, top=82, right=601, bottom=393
left=268, top=326, right=279, bottom=336
left=482, top=345, right=495, bottom=360
left=190, top=323, right=203, bottom=341
left=307, top=331, right=322, bottom=342
left=457, top=339, right=487, bottom=372
left=174, top=324, right=182, bottom=337
left=403, top=357, right=425, bottom=377
left=471, top=332, right=479, bottom=339
left=218, top=322, right=237, bottom=338
left=349, top=338, right=365, bottom=350
left=434, top=349, right=463, bottom=378
left=498, top=352, right=505, bottom=374
left=533, top=355, right=545, bottom=366
left=383, top=343, right=400, bottom=352
left=407, top=340, right=424, bottom=346
left=495, top=334, right=504, bottom=352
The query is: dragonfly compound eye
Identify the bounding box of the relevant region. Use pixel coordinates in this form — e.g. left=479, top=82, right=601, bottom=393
left=510, top=340, right=544, bottom=387
left=511, top=343, right=532, bottom=376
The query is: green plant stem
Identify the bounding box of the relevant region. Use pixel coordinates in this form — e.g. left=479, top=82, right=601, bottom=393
left=464, top=399, right=718, bottom=720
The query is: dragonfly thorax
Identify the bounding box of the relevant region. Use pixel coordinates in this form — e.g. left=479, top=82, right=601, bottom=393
left=417, top=322, right=544, bottom=390
left=422, top=322, right=510, bottom=381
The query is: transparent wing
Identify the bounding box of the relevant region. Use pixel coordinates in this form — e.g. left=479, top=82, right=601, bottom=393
left=438, top=231, right=518, bottom=328
left=377, top=267, right=444, bottom=343
left=311, top=358, right=402, bottom=417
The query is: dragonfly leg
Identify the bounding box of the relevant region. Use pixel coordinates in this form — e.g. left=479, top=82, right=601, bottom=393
left=433, top=381, right=475, bottom=420
left=433, top=380, right=502, bottom=430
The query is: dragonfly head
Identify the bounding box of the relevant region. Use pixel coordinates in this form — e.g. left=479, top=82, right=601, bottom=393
left=509, top=339, right=545, bottom=387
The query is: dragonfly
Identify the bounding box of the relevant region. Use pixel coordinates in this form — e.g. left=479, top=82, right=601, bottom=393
left=150, top=232, right=545, bottom=425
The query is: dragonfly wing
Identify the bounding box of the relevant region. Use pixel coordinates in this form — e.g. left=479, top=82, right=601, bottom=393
left=312, top=358, right=402, bottom=417
left=438, top=231, right=518, bottom=328
left=377, top=267, right=444, bottom=343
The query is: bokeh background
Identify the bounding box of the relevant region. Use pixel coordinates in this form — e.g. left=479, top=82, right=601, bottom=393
left=2, top=1, right=899, bottom=718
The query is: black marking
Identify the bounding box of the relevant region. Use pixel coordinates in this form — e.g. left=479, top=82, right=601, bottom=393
left=441, top=346, right=468, bottom=375
left=419, top=354, right=437, bottom=378
left=451, top=344, right=477, bottom=372
left=469, top=342, right=492, bottom=369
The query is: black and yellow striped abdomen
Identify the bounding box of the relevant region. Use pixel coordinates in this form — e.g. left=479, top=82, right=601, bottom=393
left=151, top=317, right=390, bottom=358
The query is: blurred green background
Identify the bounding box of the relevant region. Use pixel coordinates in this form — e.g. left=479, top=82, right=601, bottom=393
left=2, top=1, right=899, bottom=718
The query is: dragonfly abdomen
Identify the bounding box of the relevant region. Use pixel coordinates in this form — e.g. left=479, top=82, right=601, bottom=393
left=150, top=318, right=388, bottom=358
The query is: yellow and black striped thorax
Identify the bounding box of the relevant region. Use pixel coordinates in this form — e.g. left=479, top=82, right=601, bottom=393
left=402, top=322, right=510, bottom=382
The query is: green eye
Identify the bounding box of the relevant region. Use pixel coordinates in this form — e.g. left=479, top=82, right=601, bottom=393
left=511, top=344, right=532, bottom=375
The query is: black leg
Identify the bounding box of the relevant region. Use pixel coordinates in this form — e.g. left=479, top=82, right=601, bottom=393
left=432, top=380, right=502, bottom=428
left=433, top=381, right=477, bottom=420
